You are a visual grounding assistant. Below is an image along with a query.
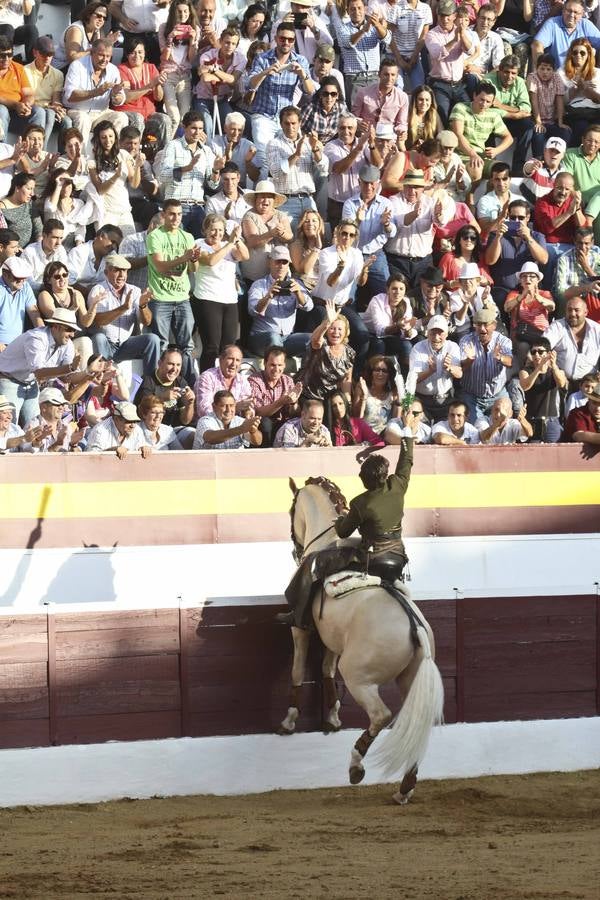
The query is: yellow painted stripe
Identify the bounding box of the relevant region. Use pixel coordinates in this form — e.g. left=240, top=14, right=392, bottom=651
left=1, top=471, right=599, bottom=519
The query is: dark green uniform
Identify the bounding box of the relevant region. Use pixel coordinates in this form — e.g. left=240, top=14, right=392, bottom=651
left=335, top=438, right=413, bottom=570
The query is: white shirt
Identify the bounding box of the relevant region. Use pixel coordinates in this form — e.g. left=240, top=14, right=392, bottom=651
left=192, top=239, right=238, bottom=304
left=67, top=241, right=107, bottom=288
left=479, top=417, right=527, bottom=444
left=193, top=412, right=249, bottom=449
left=385, top=417, right=431, bottom=444
left=204, top=192, right=251, bottom=228
left=387, top=193, right=437, bottom=257
left=314, top=246, right=364, bottom=306
left=544, top=317, right=600, bottom=380
left=363, top=292, right=415, bottom=338
left=266, top=131, right=329, bottom=197
left=0, top=326, right=74, bottom=383
left=21, top=241, right=69, bottom=293
left=432, top=419, right=481, bottom=444
left=409, top=337, right=460, bottom=398
left=63, top=57, right=126, bottom=111
left=121, top=0, right=169, bottom=33
left=88, top=278, right=142, bottom=345
left=86, top=417, right=145, bottom=452
left=141, top=421, right=182, bottom=450
left=0, top=421, right=25, bottom=452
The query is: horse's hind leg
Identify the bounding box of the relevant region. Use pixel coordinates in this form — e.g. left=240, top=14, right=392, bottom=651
left=322, top=649, right=341, bottom=733
left=392, top=765, right=418, bottom=805
left=342, top=680, right=392, bottom=785
left=278, top=626, right=310, bottom=735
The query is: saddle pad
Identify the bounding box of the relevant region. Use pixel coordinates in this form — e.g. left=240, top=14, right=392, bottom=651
left=324, top=571, right=381, bottom=598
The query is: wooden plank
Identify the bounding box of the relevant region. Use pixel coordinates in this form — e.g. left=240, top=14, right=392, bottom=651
left=456, top=597, right=465, bottom=722
left=0, top=616, right=48, bottom=663
left=47, top=611, right=57, bottom=746
left=55, top=609, right=179, bottom=633
left=55, top=655, right=180, bottom=716
left=461, top=595, right=595, bottom=621
left=463, top=640, right=596, bottom=695
left=0, top=720, right=50, bottom=749
left=465, top=690, right=597, bottom=722
left=55, top=711, right=182, bottom=745
left=55, top=625, right=180, bottom=660
left=0, top=661, right=48, bottom=720
left=179, top=605, right=190, bottom=737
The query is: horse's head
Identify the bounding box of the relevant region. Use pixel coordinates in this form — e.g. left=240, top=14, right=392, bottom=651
left=289, top=477, right=348, bottom=563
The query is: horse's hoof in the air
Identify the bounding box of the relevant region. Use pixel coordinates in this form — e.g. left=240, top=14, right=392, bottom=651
left=349, top=765, right=365, bottom=785
left=392, top=789, right=414, bottom=805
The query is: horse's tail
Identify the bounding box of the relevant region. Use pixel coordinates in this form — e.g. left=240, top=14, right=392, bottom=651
left=371, top=624, right=444, bottom=780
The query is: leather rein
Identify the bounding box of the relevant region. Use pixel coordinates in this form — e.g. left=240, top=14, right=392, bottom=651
left=290, top=476, right=349, bottom=564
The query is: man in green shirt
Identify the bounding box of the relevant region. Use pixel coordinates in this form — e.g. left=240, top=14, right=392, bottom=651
left=485, top=54, right=534, bottom=175
left=146, top=198, right=200, bottom=387
left=450, top=80, right=512, bottom=178
left=563, top=124, right=600, bottom=206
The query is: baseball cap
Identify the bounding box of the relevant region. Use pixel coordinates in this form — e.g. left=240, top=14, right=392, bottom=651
left=545, top=137, right=566, bottom=153
left=315, top=43, right=335, bottom=62
left=270, top=246, right=291, bottom=261
left=438, top=0, right=457, bottom=14
left=3, top=256, right=33, bottom=279
left=39, top=387, right=66, bottom=406
left=438, top=129, right=458, bottom=148
left=427, top=315, right=449, bottom=333
left=114, top=401, right=141, bottom=422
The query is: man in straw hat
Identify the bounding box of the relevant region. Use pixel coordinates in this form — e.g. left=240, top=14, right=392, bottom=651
left=0, top=308, right=90, bottom=426
left=386, top=169, right=446, bottom=287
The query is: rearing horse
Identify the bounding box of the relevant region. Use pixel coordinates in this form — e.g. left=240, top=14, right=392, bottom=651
left=281, top=476, right=444, bottom=804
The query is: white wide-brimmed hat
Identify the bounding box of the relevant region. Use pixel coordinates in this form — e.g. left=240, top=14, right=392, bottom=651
left=244, top=180, right=286, bottom=208
left=517, top=261, right=542, bottom=279
left=44, top=308, right=81, bottom=332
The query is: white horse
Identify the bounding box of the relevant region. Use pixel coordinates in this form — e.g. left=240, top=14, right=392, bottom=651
left=280, top=476, right=444, bottom=804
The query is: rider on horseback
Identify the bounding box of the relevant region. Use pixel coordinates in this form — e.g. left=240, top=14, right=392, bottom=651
left=278, top=431, right=414, bottom=628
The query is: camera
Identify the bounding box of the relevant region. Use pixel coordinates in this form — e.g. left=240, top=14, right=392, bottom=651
left=506, top=219, right=521, bottom=235
left=275, top=276, right=293, bottom=294
left=293, top=11, right=308, bottom=27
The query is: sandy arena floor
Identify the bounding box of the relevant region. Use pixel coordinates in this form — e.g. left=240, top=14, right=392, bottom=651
left=1, top=770, right=598, bottom=900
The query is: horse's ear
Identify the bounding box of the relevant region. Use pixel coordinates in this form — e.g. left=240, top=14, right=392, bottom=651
left=289, top=477, right=299, bottom=497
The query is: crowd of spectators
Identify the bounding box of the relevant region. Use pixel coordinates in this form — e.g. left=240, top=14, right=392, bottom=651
left=1, top=0, right=600, bottom=456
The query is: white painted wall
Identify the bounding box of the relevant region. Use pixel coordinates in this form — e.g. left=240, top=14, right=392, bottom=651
left=1, top=717, right=599, bottom=807
left=1, top=533, right=598, bottom=613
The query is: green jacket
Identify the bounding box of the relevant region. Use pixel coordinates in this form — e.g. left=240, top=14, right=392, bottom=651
left=334, top=439, right=413, bottom=547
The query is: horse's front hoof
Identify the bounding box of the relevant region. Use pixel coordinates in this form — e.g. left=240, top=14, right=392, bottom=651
left=277, top=725, right=295, bottom=736
left=392, top=789, right=414, bottom=805
left=349, top=765, right=365, bottom=785
left=323, top=721, right=341, bottom=734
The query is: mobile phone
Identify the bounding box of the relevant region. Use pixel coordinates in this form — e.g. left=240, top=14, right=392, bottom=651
left=506, top=219, right=520, bottom=235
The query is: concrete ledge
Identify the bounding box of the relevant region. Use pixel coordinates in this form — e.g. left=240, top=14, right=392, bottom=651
left=2, top=716, right=599, bottom=808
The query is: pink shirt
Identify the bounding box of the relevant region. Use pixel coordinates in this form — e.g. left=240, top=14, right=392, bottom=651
left=363, top=292, right=414, bottom=338
left=323, top=138, right=370, bottom=203
left=425, top=26, right=470, bottom=81
left=194, top=367, right=252, bottom=417
left=351, top=83, right=409, bottom=134
left=195, top=49, right=246, bottom=101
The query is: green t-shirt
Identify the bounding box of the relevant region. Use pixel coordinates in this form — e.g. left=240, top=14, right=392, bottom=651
left=146, top=226, right=195, bottom=302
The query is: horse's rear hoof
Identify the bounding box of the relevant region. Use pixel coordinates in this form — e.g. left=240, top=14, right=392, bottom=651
left=277, top=725, right=294, bottom=736
left=323, top=721, right=341, bottom=734
left=349, top=765, right=365, bottom=785
left=392, top=789, right=414, bottom=805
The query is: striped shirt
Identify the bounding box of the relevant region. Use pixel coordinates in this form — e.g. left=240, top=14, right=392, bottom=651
left=449, top=102, right=509, bottom=157
left=154, top=139, right=219, bottom=203
left=527, top=71, right=565, bottom=124
left=390, top=1, right=432, bottom=56
left=265, top=132, right=329, bottom=196
left=249, top=48, right=310, bottom=118
left=553, top=246, right=600, bottom=303
left=332, top=10, right=384, bottom=75
left=459, top=331, right=513, bottom=399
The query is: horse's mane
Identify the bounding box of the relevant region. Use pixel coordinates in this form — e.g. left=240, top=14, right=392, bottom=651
left=289, top=476, right=349, bottom=558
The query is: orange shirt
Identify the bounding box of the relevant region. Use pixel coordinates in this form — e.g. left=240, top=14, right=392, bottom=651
left=0, top=61, right=29, bottom=105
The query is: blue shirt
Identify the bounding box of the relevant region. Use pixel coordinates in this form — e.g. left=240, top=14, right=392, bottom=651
left=249, top=49, right=310, bottom=118
left=534, top=15, right=600, bottom=67
left=248, top=275, right=312, bottom=336
left=487, top=230, right=548, bottom=293
left=342, top=195, right=397, bottom=254
left=332, top=11, right=384, bottom=74
left=0, top=277, right=36, bottom=344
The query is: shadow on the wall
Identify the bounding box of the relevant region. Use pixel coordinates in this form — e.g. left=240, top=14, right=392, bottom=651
left=39, top=542, right=119, bottom=607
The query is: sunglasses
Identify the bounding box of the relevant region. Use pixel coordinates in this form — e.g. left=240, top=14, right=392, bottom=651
left=278, top=35, right=295, bottom=42
left=372, top=366, right=389, bottom=373
left=462, top=233, right=477, bottom=240
left=530, top=349, right=546, bottom=355
left=412, top=409, right=424, bottom=415
left=572, top=49, right=587, bottom=55
left=321, top=91, right=338, bottom=97
left=0, top=51, right=13, bottom=59
left=52, top=271, right=68, bottom=278
left=317, top=56, right=331, bottom=62
left=94, top=11, right=107, bottom=18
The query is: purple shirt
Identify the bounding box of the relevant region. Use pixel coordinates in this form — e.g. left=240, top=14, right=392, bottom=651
left=194, top=366, right=252, bottom=417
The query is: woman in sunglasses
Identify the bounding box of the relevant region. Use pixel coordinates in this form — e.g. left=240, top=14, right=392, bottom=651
left=438, top=224, right=491, bottom=290
left=33, top=260, right=99, bottom=365
left=516, top=336, right=567, bottom=443
left=300, top=76, right=349, bottom=145
left=352, top=354, right=402, bottom=435
left=54, top=2, right=119, bottom=71
left=560, top=38, right=600, bottom=145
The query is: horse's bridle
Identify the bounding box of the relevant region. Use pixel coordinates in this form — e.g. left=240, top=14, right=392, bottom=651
left=290, top=476, right=349, bottom=564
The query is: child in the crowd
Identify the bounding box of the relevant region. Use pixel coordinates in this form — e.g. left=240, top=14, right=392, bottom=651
left=564, top=369, right=600, bottom=417
left=527, top=53, right=571, bottom=158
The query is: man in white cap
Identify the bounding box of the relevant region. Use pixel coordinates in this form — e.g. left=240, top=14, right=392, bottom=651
left=407, top=313, right=462, bottom=422
left=0, top=308, right=89, bottom=425
left=265, top=104, right=328, bottom=230
left=459, top=306, right=513, bottom=423
left=342, top=162, right=396, bottom=296
left=432, top=130, right=472, bottom=202
left=0, top=255, right=37, bottom=350
left=26, top=386, right=85, bottom=453
left=521, top=136, right=567, bottom=204
left=247, top=246, right=314, bottom=357
left=87, top=253, right=160, bottom=376
left=86, top=400, right=151, bottom=459
left=323, top=114, right=371, bottom=228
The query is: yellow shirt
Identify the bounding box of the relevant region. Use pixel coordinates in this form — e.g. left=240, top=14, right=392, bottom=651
left=24, top=62, right=64, bottom=106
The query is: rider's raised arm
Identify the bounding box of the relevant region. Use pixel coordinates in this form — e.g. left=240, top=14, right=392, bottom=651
left=393, top=436, right=414, bottom=492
